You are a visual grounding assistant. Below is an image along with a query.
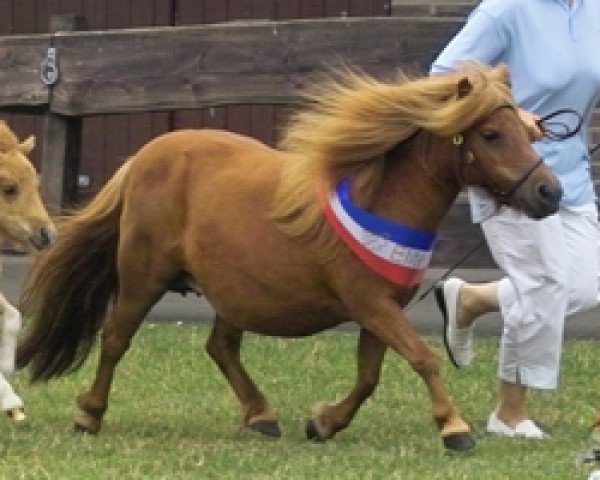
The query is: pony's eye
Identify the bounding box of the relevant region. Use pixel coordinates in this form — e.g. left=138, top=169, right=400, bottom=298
left=481, top=131, right=501, bottom=143
left=2, top=184, right=18, bottom=198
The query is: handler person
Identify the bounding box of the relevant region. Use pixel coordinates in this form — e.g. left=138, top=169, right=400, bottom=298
left=431, top=0, right=600, bottom=438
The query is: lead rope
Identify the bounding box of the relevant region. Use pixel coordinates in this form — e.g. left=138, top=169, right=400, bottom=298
left=413, top=108, right=597, bottom=304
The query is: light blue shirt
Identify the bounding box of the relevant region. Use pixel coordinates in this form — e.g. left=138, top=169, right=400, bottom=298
left=431, top=0, right=600, bottom=208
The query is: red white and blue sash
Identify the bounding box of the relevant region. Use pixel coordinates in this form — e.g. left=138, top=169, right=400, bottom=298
left=321, top=179, right=435, bottom=286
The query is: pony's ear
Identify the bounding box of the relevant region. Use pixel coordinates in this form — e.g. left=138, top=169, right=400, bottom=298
left=456, top=77, right=472, bottom=99
left=19, top=135, right=35, bottom=154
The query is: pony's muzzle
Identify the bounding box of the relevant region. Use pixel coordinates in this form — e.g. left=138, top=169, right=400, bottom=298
left=537, top=182, right=563, bottom=206
left=30, top=226, right=57, bottom=251
left=527, top=182, right=562, bottom=219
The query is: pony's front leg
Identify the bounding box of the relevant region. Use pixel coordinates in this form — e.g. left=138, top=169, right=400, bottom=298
left=206, top=316, right=280, bottom=437
left=361, top=299, right=474, bottom=451
left=306, top=328, right=385, bottom=442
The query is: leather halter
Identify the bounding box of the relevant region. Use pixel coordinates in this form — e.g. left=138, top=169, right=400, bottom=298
left=452, top=104, right=543, bottom=204
left=452, top=106, right=585, bottom=203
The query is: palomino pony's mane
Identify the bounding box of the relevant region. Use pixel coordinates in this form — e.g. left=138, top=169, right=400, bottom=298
left=271, top=63, right=515, bottom=246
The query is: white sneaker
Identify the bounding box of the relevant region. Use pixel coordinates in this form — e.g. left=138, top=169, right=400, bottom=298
left=486, top=412, right=548, bottom=439
left=434, top=278, right=472, bottom=367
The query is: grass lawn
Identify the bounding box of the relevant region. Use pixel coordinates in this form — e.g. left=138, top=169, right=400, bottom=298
left=1, top=323, right=598, bottom=479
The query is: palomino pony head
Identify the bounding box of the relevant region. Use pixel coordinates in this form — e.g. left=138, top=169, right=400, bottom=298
left=0, top=121, right=56, bottom=250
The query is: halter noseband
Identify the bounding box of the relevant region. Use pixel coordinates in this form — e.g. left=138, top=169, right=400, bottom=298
left=453, top=106, right=584, bottom=203
left=452, top=104, right=545, bottom=204
left=452, top=131, right=544, bottom=203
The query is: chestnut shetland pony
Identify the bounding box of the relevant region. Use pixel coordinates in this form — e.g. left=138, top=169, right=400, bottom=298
left=17, top=64, right=561, bottom=451
left=0, top=121, right=55, bottom=421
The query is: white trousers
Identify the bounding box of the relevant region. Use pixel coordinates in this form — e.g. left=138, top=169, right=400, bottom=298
left=481, top=203, right=599, bottom=390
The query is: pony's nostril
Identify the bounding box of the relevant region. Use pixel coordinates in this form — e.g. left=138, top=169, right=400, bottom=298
left=40, top=228, right=51, bottom=247
left=33, top=227, right=56, bottom=250
left=538, top=183, right=563, bottom=203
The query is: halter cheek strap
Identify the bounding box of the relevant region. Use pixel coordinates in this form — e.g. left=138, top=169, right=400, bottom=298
left=452, top=130, right=543, bottom=204
left=320, top=178, right=436, bottom=286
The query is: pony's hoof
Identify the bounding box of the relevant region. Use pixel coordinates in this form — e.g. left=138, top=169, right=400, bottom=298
left=249, top=419, right=281, bottom=438
left=305, top=419, right=327, bottom=442
left=74, top=422, right=98, bottom=435
left=442, top=432, right=475, bottom=451
left=7, top=408, right=26, bottom=422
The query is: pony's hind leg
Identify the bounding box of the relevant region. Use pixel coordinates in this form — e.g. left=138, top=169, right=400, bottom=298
left=206, top=316, right=280, bottom=437
left=75, top=248, right=171, bottom=434
left=74, top=287, right=162, bottom=434
left=306, top=328, right=385, bottom=442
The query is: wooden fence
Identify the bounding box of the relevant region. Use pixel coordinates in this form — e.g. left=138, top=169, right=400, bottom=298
left=0, top=14, right=503, bottom=266
left=0, top=15, right=462, bottom=206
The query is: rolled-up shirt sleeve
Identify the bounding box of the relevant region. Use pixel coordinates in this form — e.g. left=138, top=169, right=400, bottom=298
left=431, top=9, right=509, bottom=74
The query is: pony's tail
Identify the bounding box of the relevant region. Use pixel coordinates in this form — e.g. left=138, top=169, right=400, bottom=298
left=17, top=160, right=132, bottom=382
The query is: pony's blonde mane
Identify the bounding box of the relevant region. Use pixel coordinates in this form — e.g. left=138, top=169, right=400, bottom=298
left=271, top=63, right=515, bottom=244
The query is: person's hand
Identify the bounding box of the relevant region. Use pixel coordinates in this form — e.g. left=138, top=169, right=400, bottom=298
left=517, top=108, right=543, bottom=141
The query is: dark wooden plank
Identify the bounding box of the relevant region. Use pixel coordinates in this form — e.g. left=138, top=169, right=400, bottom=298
left=349, top=0, right=391, bottom=16
left=275, top=0, right=301, bottom=19
left=129, top=112, right=153, bottom=151
left=0, top=34, right=51, bottom=108
left=130, top=0, right=158, bottom=27
left=40, top=114, right=82, bottom=210
left=0, top=0, right=14, bottom=34
left=106, top=0, right=131, bottom=28
left=226, top=105, right=252, bottom=135
left=201, top=0, right=227, bottom=23
left=79, top=116, right=105, bottom=197
left=251, top=0, right=276, bottom=19
left=201, top=106, right=227, bottom=130
left=82, top=0, right=108, bottom=29
left=36, top=1, right=53, bottom=33
left=249, top=105, right=276, bottom=145
left=102, top=1, right=133, bottom=185
left=12, top=0, right=38, bottom=33
left=59, top=0, right=85, bottom=14
left=348, top=0, right=373, bottom=16
left=325, top=0, right=350, bottom=17
left=154, top=0, right=175, bottom=26
left=101, top=114, right=130, bottom=178
left=172, top=110, right=201, bottom=129
left=7, top=115, right=37, bottom=145
left=300, top=0, right=325, bottom=18
left=151, top=111, right=171, bottom=136
left=77, top=1, right=108, bottom=200
left=45, top=17, right=463, bottom=115
left=228, top=0, right=253, bottom=19
left=174, top=0, right=204, bottom=24
left=39, top=14, right=87, bottom=211
left=376, top=0, right=392, bottom=15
